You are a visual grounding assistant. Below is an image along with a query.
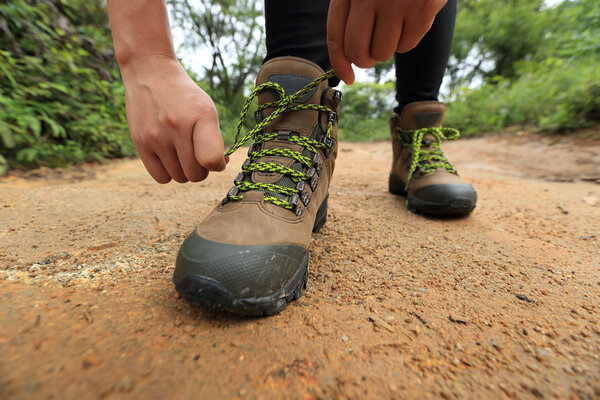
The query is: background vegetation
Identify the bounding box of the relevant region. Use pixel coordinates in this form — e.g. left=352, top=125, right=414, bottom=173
left=445, top=0, right=600, bottom=134
left=0, top=0, right=598, bottom=173
left=0, top=0, right=133, bottom=174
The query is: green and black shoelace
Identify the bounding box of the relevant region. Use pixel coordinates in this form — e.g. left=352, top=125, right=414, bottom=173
left=223, top=70, right=339, bottom=215
left=398, top=127, right=460, bottom=189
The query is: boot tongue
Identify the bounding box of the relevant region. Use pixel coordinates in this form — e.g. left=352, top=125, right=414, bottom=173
left=255, top=57, right=328, bottom=136
left=406, top=102, right=445, bottom=146
left=262, top=74, right=318, bottom=103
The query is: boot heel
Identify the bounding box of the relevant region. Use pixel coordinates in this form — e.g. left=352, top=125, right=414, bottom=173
left=388, top=173, right=407, bottom=196
left=312, top=194, right=329, bottom=233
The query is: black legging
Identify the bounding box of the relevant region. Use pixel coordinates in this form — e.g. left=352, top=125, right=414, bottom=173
left=264, top=0, right=457, bottom=114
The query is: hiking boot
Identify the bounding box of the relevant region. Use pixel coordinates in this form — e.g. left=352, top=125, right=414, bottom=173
left=388, top=101, right=477, bottom=215
left=174, top=57, right=341, bottom=316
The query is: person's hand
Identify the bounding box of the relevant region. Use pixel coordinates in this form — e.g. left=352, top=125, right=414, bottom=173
left=121, top=56, right=227, bottom=184
left=327, top=0, right=447, bottom=84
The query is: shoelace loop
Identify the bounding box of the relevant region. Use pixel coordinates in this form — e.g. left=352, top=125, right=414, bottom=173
left=224, top=70, right=338, bottom=214
left=400, top=127, right=460, bottom=190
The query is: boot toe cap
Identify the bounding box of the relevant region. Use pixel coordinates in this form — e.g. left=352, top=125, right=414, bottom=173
left=413, top=183, right=477, bottom=204
left=174, top=229, right=308, bottom=312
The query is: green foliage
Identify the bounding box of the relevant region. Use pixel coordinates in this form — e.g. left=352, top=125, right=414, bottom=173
left=445, top=59, right=600, bottom=135
left=337, top=81, right=395, bottom=141
left=445, top=0, right=600, bottom=134
left=450, top=0, right=548, bottom=85
left=0, top=0, right=133, bottom=172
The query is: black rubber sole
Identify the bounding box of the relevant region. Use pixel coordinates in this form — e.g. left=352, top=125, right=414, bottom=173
left=175, top=194, right=329, bottom=317
left=389, top=173, right=475, bottom=216
left=177, top=253, right=309, bottom=316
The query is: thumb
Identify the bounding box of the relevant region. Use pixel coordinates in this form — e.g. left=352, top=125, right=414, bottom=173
left=192, top=115, right=227, bottom=172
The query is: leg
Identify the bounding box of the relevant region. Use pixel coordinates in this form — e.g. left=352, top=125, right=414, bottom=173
left=264, top=0, right=340, bottom=85
left=394, top=0, right=457, bottom=114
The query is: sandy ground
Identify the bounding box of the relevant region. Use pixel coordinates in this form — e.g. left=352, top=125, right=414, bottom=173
left=1, top=132, right=600, bottom=399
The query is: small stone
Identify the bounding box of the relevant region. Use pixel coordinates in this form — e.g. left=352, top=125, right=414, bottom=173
left=183, top=324, right=194, bottom=333
left=530, top=387, right=544, bottom=398
left=582, top=196, right=598, bottom=206
left=535, top=348, right=549, bottom=362
left=119, top=377, right=134, bottom=392
left=389, top=384, right=398, bottom=392
left=490, top=339, right=501, bottom=350
left=563, top=365, right=573, bottom=374
left=341, top=334, right=349, bottom=343
left=82, top=355, right=102, bottom=369
left=174, top=318, right=183, bottom=327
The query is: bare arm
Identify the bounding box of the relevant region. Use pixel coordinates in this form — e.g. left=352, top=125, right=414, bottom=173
left=107, top=0, right=227, bottom=184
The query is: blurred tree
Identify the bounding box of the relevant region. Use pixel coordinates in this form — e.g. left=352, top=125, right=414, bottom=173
left=449, top=0, right=548, bottom=88
left=445, top=0, right=600, bottom=133
left=337, top=81, right=396, bottom=141
left=167, top=0, right=264, bottom=103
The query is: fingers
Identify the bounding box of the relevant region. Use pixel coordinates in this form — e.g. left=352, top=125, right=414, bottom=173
left=371, top=14, right=403, bottom=62
left=175, top=140, right=209, bottom=183
left=137, top=149, right=172, bottom=184
left=396, top=16, right=436, bottom=53
left=155, top=147, right=188, bottom=183
left=327, top=0, right=354, bottom=84
left=344, top=3, right=377, bottom=69
left=192, top=118, right=227, bottom=172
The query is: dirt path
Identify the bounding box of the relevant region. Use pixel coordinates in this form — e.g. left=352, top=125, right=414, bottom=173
left=1, top=133, right=600, bottom=399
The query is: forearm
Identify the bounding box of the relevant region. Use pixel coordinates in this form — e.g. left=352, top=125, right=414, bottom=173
left=106, top=0, right=177, bottom=70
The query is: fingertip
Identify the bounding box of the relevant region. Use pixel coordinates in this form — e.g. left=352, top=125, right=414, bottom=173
left=339, top=67, right=355, bottom=85
left=331, top=58, right=355, bottom=85
left=344, top=70, right=356, bottom=85
left=188, top=168, right=209, bottom=183
left=155, top=176, right=172, bottom=185
left=213, top=157, right=227, bottom=172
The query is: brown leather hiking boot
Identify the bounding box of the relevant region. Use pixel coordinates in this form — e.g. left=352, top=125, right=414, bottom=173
left=388, top=101, right=477, bottom=215
left=174, top=57, right=341, bottom=316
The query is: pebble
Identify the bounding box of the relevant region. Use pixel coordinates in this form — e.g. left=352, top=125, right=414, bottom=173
left=183, top=325, right=194, bottom=333
left=118, top=377, right=134, bottom=392
left=490, top=339, right=501, bottom=351
left=535, top=348, right=549, bottom=362
left=341, top=334, right=349, bottom=343
left=562, top=365, right=574, bottom=374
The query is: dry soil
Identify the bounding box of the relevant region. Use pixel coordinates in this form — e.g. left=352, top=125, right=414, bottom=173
left=1, top=133, right=600, bottom=399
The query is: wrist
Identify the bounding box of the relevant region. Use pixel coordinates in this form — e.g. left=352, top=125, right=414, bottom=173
left=118, top=53, right=183, bottom=80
